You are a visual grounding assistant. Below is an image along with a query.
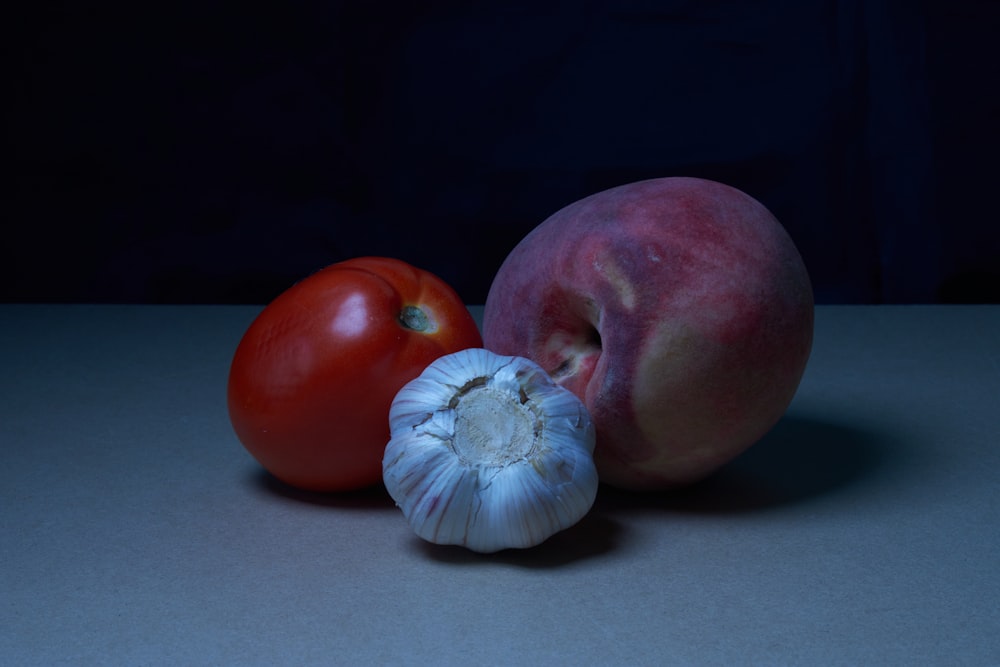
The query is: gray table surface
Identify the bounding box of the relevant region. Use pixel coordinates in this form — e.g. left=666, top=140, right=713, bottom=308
left=2, top=303, right=998, bottom=666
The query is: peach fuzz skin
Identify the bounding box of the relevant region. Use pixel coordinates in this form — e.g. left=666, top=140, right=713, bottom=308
left=482, top=177, right=814, bottom=491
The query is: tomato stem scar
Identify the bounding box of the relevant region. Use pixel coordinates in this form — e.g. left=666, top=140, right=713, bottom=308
left=399, top=305, right=430, bottom=332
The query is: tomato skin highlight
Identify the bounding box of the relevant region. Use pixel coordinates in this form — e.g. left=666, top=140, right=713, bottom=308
left=227, top=257, right=483, bottom=492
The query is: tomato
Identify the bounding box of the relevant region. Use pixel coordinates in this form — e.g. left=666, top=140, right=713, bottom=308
left=227, top=256, right=483, bottom=492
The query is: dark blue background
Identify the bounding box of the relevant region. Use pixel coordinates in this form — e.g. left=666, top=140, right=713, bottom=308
left=5, top=1, right=998, bottom=304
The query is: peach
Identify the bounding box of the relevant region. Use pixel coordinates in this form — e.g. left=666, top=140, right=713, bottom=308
left=482, top=177, right=813, bottom=491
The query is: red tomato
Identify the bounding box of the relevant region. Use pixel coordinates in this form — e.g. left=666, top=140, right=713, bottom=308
left=227, top=257, right=483, bottom=492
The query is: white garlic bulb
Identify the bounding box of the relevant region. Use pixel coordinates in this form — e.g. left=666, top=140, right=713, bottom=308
left=382, top=348, right=599, bottom=553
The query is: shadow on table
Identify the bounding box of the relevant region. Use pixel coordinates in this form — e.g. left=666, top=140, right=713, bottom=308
left=594, top=412, right=897, bottom=515
left=419, top=412, right=896, bottom=567
left=248, top=411, right=897, bottom=567
left=250, top=469, right=397, bottom=510
left=250, top=466, right=625, bottom=567
left=412, top=509, right=624, bottom=569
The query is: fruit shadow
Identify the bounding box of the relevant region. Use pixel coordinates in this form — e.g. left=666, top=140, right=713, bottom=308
left=249, top=468, right=397, bottom=511
left=593, top=411, right=896, bottom=515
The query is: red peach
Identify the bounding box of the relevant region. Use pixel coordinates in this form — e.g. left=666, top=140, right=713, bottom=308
left=483, top=177, right=814, bottom=491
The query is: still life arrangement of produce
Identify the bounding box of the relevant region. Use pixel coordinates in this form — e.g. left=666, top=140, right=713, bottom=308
left=227, top=176, right=815, bottom=553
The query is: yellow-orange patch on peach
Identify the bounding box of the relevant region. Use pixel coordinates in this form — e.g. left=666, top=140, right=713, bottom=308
left=629, top=319, right=731, bottom=480
left=592, top=256, right=637, bottom=310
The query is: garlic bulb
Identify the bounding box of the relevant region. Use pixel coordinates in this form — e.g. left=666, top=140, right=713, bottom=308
left=382, top=348, right=598, bottom=553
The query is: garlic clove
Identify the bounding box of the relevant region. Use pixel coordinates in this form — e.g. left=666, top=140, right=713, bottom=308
left=382, top=348, right=598, bottom=553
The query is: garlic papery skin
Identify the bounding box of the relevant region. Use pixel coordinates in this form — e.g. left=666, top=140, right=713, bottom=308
left=382, top=348, right=598, bottom=553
